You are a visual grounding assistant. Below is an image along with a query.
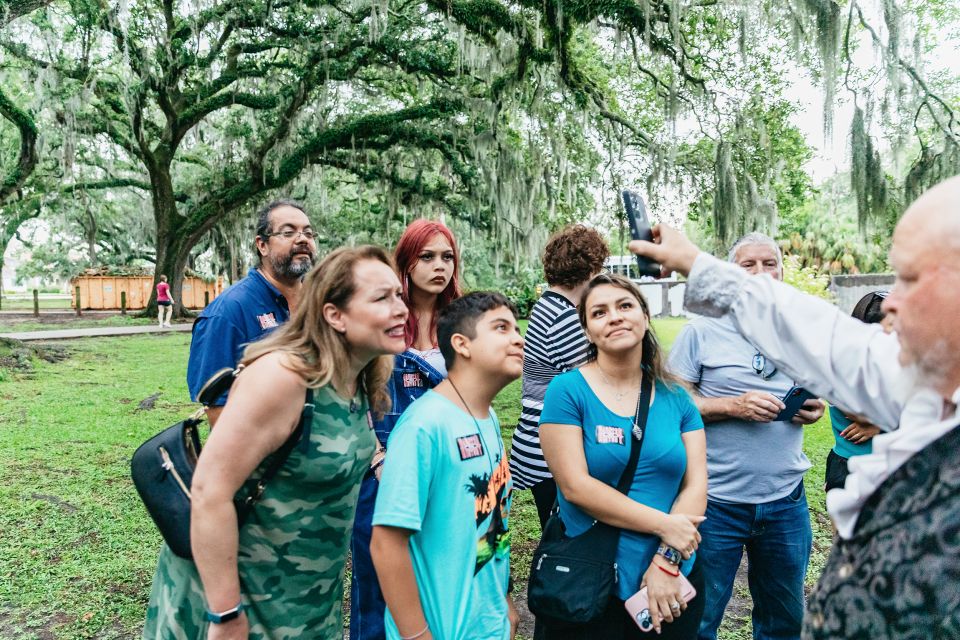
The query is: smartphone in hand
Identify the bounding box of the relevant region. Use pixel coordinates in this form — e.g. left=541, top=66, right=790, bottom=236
left=775, top=386, right=816, bottom=422
left=621, top=189, right=662, bottom=278
left=624, top=573, right=697, bottom=632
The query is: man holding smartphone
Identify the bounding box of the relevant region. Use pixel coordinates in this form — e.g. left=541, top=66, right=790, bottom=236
left=629, top=175, right=960, bottom=639
left=667, top=232, right=825, bottom=640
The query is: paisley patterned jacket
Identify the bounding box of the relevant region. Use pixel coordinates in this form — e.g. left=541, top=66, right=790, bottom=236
left=804, top=421, right=960, bottom=639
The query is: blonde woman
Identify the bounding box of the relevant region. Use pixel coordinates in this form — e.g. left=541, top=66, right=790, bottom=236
left=143, top=246, right=408, bottom=640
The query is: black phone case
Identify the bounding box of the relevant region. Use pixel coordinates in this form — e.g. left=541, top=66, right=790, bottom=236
left=621, top=190, right=661, bottom=278
left=775, top=387, right=815, bottom=422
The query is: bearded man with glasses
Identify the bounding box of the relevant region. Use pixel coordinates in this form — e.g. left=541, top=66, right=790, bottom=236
left=187, top=199, right=318, bottom=426
left=666, top=232, right=825, bottom=640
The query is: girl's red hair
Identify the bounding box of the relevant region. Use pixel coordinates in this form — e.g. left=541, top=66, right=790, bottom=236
left=393, top=219, right=462, bottom=349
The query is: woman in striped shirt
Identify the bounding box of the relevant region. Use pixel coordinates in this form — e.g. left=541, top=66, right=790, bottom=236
left=508, top=224, right=610, bottom=526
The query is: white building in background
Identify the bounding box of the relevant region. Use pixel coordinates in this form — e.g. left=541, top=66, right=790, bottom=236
left=603, top=255, right=686, bottom=318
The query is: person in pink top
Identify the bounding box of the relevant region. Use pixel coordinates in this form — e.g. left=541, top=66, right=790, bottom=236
left=156, top=275, right=175, bottom=328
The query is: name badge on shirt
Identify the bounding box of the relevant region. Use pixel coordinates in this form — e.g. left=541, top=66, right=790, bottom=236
left=402, top=372, right=423, bottom=388
left=596, top=425, right=625, bottom=445
left=257, top=312, right=279, bottom=329
left=457, top=434, right=484, bottom=460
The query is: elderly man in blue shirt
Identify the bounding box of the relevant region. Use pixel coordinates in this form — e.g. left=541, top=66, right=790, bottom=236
left=668, top=232, right=825, bottom=640
left=186, top=199, right=317, bottom=425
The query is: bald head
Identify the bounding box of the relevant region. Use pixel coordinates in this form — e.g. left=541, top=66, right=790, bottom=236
left=885, top=174, right=960, bottom=397
left=897, top=175, right=960, bottom=260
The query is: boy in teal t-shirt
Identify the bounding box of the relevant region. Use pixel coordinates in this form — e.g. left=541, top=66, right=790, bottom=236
left=372, top=292, right=524, bottom=640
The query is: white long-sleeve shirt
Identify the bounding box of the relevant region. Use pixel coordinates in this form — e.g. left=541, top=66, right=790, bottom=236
left=683, top=253, right=960, bottom=538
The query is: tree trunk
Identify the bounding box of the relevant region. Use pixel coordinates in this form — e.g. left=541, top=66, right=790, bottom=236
left=143, top=164, right=186, bottom=318
left=0, top=250, right=6, bottom=309
left=151, top=240, right=191, bottom=319
left=84, top=207, right=98, bottom=265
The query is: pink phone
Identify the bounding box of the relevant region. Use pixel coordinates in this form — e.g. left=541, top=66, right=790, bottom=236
left=624, top=573, right=697, bottom=632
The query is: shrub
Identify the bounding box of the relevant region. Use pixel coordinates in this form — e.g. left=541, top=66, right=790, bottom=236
left=783, top=254, right=834, bottom=301
left=501, top=267, right=543, bottom=318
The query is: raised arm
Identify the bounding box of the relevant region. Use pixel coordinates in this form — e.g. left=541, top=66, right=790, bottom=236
left=631, top=228, right=904, bottom=430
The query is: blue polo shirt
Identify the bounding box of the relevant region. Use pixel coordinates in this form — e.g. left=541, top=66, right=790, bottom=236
left=186, top=268, right=289, bottom=405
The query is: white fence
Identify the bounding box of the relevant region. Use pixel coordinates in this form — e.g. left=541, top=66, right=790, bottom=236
left=613, top=272, right=893, bottom=318
left=635, top=280, right=687, bottom=318
left=829, top=274, right=895, bottom=314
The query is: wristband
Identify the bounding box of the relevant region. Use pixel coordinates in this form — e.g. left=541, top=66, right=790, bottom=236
left=656, top=543, right=683, bottom=566
left=400, top=623, right=430, bottom=640
left=204, top=602, right=244, bottom=623
left=655, top=562, right=680, bottom=577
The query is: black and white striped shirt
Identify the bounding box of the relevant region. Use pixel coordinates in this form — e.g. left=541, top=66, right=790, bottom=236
left=509, top=291, right=591, bottom=490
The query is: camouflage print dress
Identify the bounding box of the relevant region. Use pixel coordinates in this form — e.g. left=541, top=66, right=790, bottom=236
left=143, top=385, right=376, bottom=639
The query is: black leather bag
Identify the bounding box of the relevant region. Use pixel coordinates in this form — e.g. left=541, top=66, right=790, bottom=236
left=131, top=367, right=314, bottom=559
left=527, top=375, right=653, bottom=627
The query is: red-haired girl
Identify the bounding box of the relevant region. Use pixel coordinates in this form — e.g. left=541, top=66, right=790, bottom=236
left=350, top=219, right=462, bottom=640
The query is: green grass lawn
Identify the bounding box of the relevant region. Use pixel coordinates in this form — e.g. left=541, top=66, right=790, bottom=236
left=0, top=317, right=834, bottom=639
left=0, top=296, right=72, bottom=311
left=0, top=315, right=158, bottom=333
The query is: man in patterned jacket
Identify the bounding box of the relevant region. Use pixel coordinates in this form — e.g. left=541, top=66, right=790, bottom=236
left=629, top=175, right=960, bottom=639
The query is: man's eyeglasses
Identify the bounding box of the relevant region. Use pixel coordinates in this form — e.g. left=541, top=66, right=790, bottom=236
left=752, top=351, right=777, bottom=380
left=266, top=229, right=315, bottom=241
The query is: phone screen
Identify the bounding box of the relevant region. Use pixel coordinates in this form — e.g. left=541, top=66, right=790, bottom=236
left=621, top=189, right=661, bottom=278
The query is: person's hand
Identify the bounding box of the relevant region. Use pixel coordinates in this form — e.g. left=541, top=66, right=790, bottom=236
left=731, top=391, right=785, bottom=422
left=371, top=448, right=386, bottom=482
left=628, top=224, right=702, bottom=278
left=793, top=398, right=825, bottom=425
left=840, top=422, right=881, bottom=444
left=507, top=594, right=520, bottom=639
left=207, top=614, right=248, bottom=640
left=641, top=560, right=687, bottom=633
left=656, top=514, right=704, bottom=559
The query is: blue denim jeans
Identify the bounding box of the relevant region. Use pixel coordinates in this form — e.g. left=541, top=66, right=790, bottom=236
left=696, top=482, right=812, bottom=640
left=350, top=474, right=385, bottom=640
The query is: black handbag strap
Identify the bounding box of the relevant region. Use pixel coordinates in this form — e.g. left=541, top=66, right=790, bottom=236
left=237, top=387, right=315, bottom=514
left=615, top=372, right=653, bottom=494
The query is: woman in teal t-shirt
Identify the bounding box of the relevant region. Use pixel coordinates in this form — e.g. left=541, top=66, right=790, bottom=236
left=824, top=290, right=893, bottom=492
left=539, top=274, right=707, bottom=639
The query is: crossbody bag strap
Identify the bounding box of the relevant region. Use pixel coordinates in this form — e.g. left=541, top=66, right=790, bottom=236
left=615, top=372, right=653, bottom=494
left=238, top=387, right=315, bottom=515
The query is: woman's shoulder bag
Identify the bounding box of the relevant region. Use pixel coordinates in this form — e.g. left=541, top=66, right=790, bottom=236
left=130, top=366, right=314, bottom=559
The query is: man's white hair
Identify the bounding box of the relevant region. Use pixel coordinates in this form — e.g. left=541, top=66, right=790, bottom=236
left=727, top=232, right=783, bottom=266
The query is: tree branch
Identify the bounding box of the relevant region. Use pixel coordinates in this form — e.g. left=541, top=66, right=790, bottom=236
left=0, top=86, right=38, bottom=205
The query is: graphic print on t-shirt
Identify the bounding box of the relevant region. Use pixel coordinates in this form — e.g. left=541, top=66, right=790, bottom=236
left=466, top=454, right=512, bottom=574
